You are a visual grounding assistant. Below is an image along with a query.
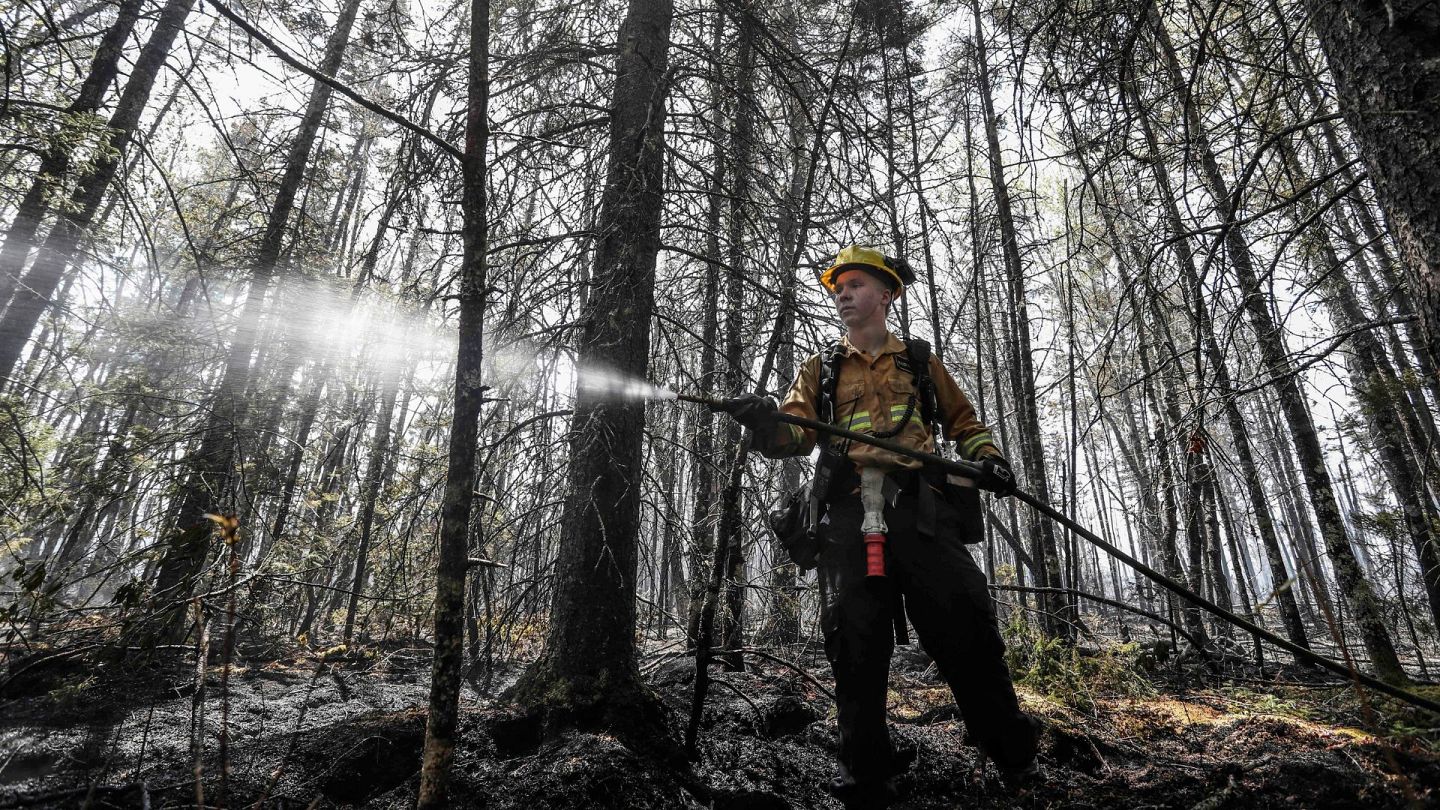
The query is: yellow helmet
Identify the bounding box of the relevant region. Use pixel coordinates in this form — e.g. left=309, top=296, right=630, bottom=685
left=820, top=245, right=916, bottom=292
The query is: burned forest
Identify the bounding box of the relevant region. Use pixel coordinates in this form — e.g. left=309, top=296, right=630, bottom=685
left=2, top=0, right=1440, bottom=807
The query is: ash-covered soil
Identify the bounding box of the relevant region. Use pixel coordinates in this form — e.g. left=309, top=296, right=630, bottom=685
left=1, top=641, right=1436, bottom=808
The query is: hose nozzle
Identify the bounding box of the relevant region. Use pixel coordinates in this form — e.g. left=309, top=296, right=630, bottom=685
left=864, top=532, right=887, bottom=578
left=860, top=467, right=888, bottom=578
left=674, top=392, right=739, bottom=412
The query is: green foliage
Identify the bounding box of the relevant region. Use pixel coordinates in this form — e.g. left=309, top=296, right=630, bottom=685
left=1385, top=720, right=1438, bottom=751
left=0, top=397, right=59, bottom=530
left=1379, top=684, right=1440, bottom=752
left=0, top=558, right=64, bottom=634
left=1003, top=612, right=1153, bottom=711
left=46, top=673, right=99, bottom=709
left=1222, top=686, right=1314, bottom=720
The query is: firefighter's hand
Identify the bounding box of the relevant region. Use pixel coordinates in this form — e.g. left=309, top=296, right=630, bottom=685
left=977, top=456, right=1017, bottom=496
left=729, top=394, right=779, bottom=432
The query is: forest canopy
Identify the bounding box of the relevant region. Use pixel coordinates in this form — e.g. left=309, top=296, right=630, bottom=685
left=2, top=0, right=1439, bottom=805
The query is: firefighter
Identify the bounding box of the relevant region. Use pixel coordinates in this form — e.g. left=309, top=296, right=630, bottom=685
left=731, top=245, right=1041, bottom=807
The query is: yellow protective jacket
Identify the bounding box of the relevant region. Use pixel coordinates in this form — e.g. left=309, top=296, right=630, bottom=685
left=758, top=332, right=1004, bottom=471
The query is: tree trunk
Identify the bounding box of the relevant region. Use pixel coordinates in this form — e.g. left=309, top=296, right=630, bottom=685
left=0, top=0, right=195, bottom=383
left=505, top=0, right=675, bottom=746
left=415, top=0, right=490, bottom=801
left=716, top=0, right=757, bottom=671
left=1211, top=471, right=1256, bottom=619
left=655, top=405, right=683, bottom=633
left=1144, top=4, right=1406, bottom=681
left=1262, top=122, right=1440, bottom=633
left=1195, top=456, right=1234, bottom=638
left=1135, top=313, right=1208, bottom=648
left=1301, top=200, right=1440, bottom=635
left=146, top=0, right=363, bottom=644
left=343, top=360, right=401, bottom=643
left=1301, top=0, right=1440, bottom=368
left=259, top=369, right=326, bottom=564
left=684, top=9, right=727, bottom=649
left=1089, top=64, right=1305, bottom=650
left=969, top=0, right=1069, bottom=637
left=759, top=73, right=811, bottom=647
left=0, top=0, right=145, bottom=312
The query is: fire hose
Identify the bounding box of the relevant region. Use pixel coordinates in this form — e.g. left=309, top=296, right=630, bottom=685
left=678, top=392, right=1440, bottom=716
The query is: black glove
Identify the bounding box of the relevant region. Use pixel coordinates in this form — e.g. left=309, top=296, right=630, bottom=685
left=728, top=394, right=779, bottom=432
left=977, top=456, right=1017, bottom=496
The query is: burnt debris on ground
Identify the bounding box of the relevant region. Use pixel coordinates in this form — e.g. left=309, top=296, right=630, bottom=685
left=1, top=637, right=1437, bottom=809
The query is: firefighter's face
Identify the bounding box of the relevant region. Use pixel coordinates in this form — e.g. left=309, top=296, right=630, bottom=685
left=831, top=269, right=893, bottom=327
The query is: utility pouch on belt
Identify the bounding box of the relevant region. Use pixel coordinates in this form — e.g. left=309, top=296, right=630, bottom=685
left=768, top=443, right=843, bottom=572
left=768, top=483, right=820, bottom=571
left=931, top=469, right=985, bottom=544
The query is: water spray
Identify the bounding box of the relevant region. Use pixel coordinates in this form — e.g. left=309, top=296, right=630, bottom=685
left=578, top=367, right=680, bottom=403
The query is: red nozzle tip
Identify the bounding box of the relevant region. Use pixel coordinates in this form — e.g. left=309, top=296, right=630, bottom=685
left=864, top=532, right=886, bottom=578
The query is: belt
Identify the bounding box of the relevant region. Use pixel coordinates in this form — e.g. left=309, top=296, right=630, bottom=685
left=827, top=467, right=941, bottom=538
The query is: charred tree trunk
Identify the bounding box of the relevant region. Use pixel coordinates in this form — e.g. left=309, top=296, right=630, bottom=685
left=685, top=9, right=727, bottom=649
left=716, top=0, right=757, bottom=671
left=655, top=406, right=683, bottom=633
left=415, top=0, right=490, bottom=802
left=758, top=74, right=810, bottom=647
left=1302, top=0, right=1440, bottom=368
left=505, top=0, right=675, bottom=746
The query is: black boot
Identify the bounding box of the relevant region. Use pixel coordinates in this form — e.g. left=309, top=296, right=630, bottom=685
left=998, top=714, right=1044, bottom=790
left=825, top=774, right=899, bottom=809
left=889, top=738, right=917, bottom=777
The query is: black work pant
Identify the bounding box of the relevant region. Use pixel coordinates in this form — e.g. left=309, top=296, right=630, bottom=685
left=817, top=491, right=1036, bottom=783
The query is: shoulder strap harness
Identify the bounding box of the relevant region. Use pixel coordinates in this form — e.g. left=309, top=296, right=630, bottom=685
left=816, top=338, right=944, bottom=437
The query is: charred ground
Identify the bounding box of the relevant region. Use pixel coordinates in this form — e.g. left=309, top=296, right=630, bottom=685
left=2, top=633, right=1437, bottom=809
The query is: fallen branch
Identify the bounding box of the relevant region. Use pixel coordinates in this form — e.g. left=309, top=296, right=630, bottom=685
left=0, top=781, right=174, bottom=809
left=992, top=584, right=1208, bottom=653
left=735, top=647, right=836, bottom=702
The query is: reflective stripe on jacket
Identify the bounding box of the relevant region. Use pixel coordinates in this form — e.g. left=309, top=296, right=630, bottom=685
left=758, top=331, right=1003, bottom=470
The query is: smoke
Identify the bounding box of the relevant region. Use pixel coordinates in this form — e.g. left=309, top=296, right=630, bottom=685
left=576, top=365, right=676, bottom=402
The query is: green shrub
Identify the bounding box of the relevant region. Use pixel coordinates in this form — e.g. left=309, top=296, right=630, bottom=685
left=1003, top=612, right=1153, bottom=710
